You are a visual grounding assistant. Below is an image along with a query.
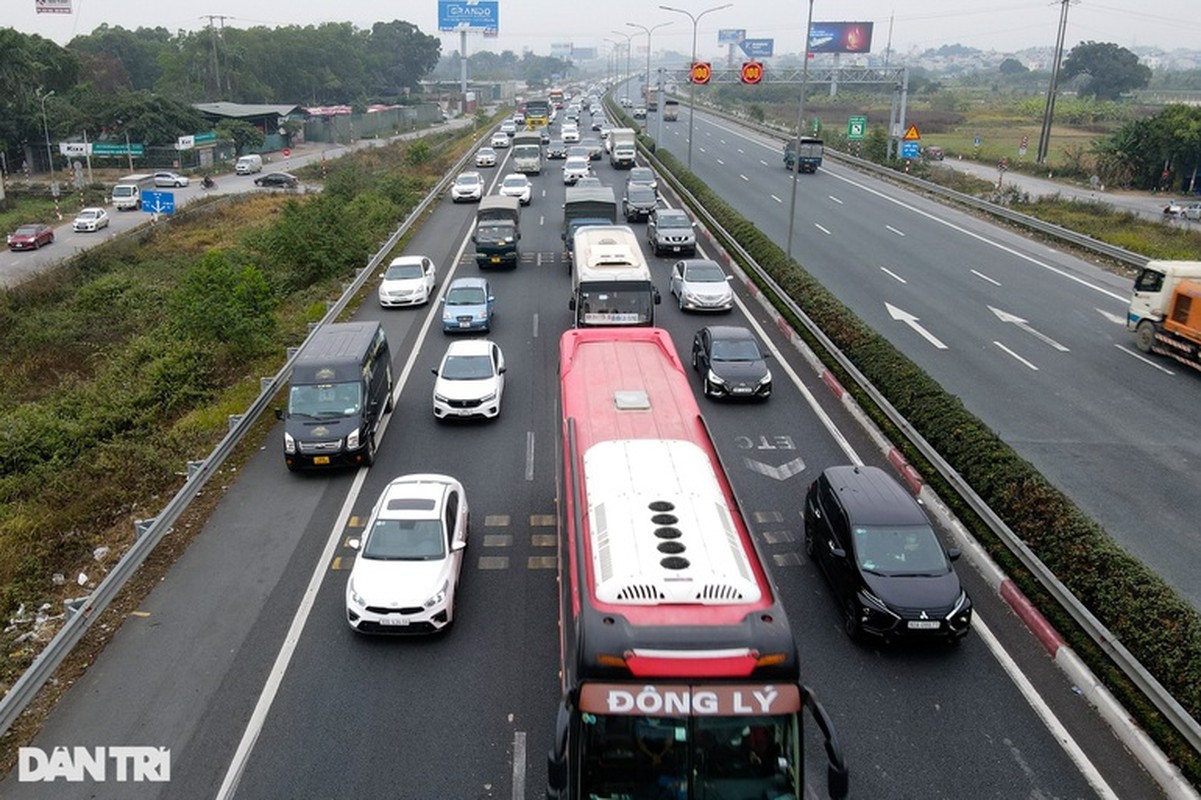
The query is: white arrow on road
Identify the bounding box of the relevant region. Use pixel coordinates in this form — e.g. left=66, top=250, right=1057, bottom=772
left=1095, top=307, right=1128, bottom=326
left=885, top=303, right=948, bottom=349
left=988, top=305, right=1069, bottom=351
left=743, top=457, right=806, bottom=481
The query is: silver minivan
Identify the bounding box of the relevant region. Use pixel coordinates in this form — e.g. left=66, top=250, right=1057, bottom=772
left=235, top=154, right=264, bottom=175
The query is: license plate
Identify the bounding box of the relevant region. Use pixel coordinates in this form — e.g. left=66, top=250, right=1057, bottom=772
left=457, top=408, right=474, bottom=416
left=459, top=321, right=472, bottom=328
left=491, top=257, right=501, bottom=263
left=380, top=616, right=410, bottom=626
left=672, top=246, right=681, bottom=252
left=313, top=456, right=330, bottom=465
left=732, top=387, right=753, bottom=394
left=907, top=620, right=940, bottom=630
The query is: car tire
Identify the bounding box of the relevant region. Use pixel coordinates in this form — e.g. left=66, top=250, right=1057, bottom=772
left=1135, top=320, right=1157, bottom=353
left=843, top=598, right=863, bottom=640
left=702, top=377, right=716, bottom=398
left=363, top=430, right=376, bottom=467
left=803, top=527, right=816, bottom=559
left=677, top=293, right=685, bottom=311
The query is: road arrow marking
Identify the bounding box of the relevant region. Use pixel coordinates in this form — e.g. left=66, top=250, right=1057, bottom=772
left=885, top=303, right=948, bottom=349
left=1095, top=307, right=1127, bottom=326
left=988, top=305, right=1069, bottom=351
left=743, top=456, right=806, bottom=481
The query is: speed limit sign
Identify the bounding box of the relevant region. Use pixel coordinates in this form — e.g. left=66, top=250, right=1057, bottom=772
left=283, top=147, right=291, bottom=157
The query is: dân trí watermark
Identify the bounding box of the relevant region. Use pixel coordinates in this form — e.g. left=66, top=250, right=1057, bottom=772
left=18, top=746, right=170, bottom=782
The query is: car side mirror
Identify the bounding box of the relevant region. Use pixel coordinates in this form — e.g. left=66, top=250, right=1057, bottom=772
left=274, top=407, right=284, bottom=421
left=452, top=539, right=467, bottom=552
left=378, top=272, right=386, bottom=278
left=653, top=289, right=661, bottom=305
left=488, top=295, right=495, bottom=302
left=725, top=276, right=733, bottom=282
left=947, top=548, right=962, bottom=561
left=347, top=538, right=361, bottom=550
left=431, top=368, right=438, bottom=376
left=440, top=297, right=446, bottom=304
left=568, top=297, right=577, bottom=311
left=498, top=366, right=507, bottom=374
left=829, top=544, right=846, bottom=560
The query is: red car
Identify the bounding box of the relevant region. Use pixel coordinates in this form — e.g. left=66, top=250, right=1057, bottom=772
left=7, top=223, right=54, bottom=251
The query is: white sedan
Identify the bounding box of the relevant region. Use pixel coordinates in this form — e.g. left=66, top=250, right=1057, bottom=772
left=72, top=207, right=110, bottom=232
left=432, top=339, right=506, bottom=420
left=475, top=147, right=497, bottom=167
left=378, top=255, right=436, bottom=307
left=490, top=132, right=510, bottom=148
left=345, top=474, right=469, bottom=634
left=669, top=258, right=735, bottom=312
left=451, top=171, right=484, bottom=203
left=153, top=171, right=189, bottom=187
left=498, top=173, right=532, bottom=205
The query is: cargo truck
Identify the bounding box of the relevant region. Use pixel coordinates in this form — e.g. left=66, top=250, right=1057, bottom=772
left=112, top=174, right=157, bottom=211
left=1128, top=260, right=1201, bottom=372
left=511, top=131, right=543, bottom=174
left=608, top=128, right=637, bottom=169
left=562, top=186, right=617, bottom=270
left=784, top=137, right=824, bottom=174
left=474, top=196, right=522, bottom=268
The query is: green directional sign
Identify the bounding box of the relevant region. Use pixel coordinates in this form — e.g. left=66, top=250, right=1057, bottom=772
left=194, top=131, right=217, bottom=145
left=92, top=142, right=145, bottom=157
left=848, top=115, right=867, bottom=141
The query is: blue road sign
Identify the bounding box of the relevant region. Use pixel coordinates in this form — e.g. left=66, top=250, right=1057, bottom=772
left=142, top=190, right=176, bottom=215
left=438, top=0, right=499, bottom=31
left=718, top=29, right=745, bottom=44
left=738, top=38, right=774, bottom=58
left=901, top=141, right=920, bottom=159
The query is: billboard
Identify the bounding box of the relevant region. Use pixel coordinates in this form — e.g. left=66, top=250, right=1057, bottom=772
left=717, top=29, right=745, bottom=44
left=808, top=22, right=873, bottom=54
left=438, top=0, right=499, bottom=32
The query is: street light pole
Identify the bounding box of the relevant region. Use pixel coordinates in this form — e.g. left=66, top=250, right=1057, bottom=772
left=660, top=3, right=732, bottom=171
left=785, top=0, right=815, bottom=261
left=628, top=21, right=672, bottom=116
left=39, top=89, right=55, bottom=187
left=610, top=31, right=635, bottom=106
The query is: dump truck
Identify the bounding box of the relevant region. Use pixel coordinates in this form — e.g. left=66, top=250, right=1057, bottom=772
left=1128, top=260, right=1201, bottom=372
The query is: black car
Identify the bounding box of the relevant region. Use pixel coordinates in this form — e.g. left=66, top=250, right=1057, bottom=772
left=804, top=465, right=972, bottom=643
left=623, top=185, right=658, bottom=222
left=254, top=171, right=299, bottom=188
left=690, top=326, right=772, bottom=400
left=546, top=139, right=568, bottom=159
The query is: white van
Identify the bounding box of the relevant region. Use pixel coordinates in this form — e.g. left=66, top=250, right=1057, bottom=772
left=235, top=154, right=264, bottom=175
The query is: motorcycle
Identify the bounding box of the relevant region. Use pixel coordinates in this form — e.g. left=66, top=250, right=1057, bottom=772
left=201, top=176, right=216, bottom=190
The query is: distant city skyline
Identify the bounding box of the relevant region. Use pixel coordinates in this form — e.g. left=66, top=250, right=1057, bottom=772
left=9, top=0, right=1201, bottom=62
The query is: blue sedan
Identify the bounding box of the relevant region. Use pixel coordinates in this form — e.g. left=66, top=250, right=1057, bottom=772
left=441, top=277, right=495, bottom=333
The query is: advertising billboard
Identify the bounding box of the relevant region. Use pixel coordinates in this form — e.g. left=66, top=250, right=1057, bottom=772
left=808, top=22, right=873, bottom=54
left=438, top=0, right=499, bottom=32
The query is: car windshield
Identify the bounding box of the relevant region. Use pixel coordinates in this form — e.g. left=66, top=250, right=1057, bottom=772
left=686, top=264, right=725, bottom=283
left=566, top=158, right=587, bottom=169
left=478, top=149, right=494, bottom=157
left=630, top=169, right=653, bottom=181
left=446, top=286, right=487, bottom=306
left=386, top=263, right=424, bottom=280
left=477, top=223, right=511, bottom=238
left=503, top=177, right=527, bottom=189
left=78, top=211, right=98, bottom=219
left=15, top=226, right=39, bottom=235
left=627, top=188, right=655, bottom=203
left=710, top=338, right=762, bottom=362
left=456, top=176, right=479, bottom=187
left=659, top=214, right=691, bottom=229
left=363, top=518, right=445, bottom=560
left=441, top=354, right=494, bottom=380
left=288, top=381, right=362, bottom=418
left=852, top=524, right=949, bottom=576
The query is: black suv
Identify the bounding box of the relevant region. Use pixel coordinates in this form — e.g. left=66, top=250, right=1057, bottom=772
left=803, top=465, right=971, bottom=643
left=623, top=185, right=658, bottom=222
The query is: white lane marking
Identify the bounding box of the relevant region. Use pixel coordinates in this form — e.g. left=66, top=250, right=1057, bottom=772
left=759, top=159, right=769, bottom=167
left=731, top=295, right=863, bottom=465
left=525, top=432, right=536, bottom=481
left=717, top=158, right=725, bottom=165
left=539, top=214, right=545, bottom=226
left=740, top=174, right=749, bottom=182
left=814, top=224, right=832, bottom=236
left=829, top=195, right=844, bottom=205
left=532, top=312, right=539, bottom=339
left=972, top=269, right=1002, bottom=286
left=536, top=252, right=542, bottom=267
left=511, top=730, right=527, bottom=800
left=698, top=147, right=707, bottom=153
left=1114, top=344, right=1175, bottom=374
left=880, top=266, right=907, bottom=284
left=973, top=617, right=1119, bottom=800
left=994, top=340, right=1039, bottom=370
left=989, top=306, right=1070, bottom=351
left=885, top=224, right=906, bottom=236
left=770, top=195, right=782, bottom=203
left=737, top=148, right=745, bottom=154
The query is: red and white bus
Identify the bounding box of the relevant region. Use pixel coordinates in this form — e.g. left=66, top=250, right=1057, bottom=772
left=548, top=327, right=848, bottom=800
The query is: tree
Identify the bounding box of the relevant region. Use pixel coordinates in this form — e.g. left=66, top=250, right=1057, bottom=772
left=215, top=119, right=265, bottom=156
left=1061, top=41, right=1151, bottom=101
left=999, top=58, right=1028, bottom=76
left=367, top=21, right=441, bottom=99
left=170, top=250, right=276, bottom=356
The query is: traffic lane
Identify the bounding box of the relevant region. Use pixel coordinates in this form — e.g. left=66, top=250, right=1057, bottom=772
left=688, top=354, right=1114, bottom=799
left=0, top=440, right=364, bottom=800
left=228, top=175, right=573, bottom=798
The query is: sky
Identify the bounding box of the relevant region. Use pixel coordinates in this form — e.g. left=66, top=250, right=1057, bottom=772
left=8, top=0, right=1201, bottom=61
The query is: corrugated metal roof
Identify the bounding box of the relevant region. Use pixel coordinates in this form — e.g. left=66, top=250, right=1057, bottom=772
left=193, top=102, right=301, bottom=118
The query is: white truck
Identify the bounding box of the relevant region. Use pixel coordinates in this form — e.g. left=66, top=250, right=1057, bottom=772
left=111, top=174, right=157, bottom=211
left=608, top=128, right=637, bottom=169
left=1128, top=260, right=1201, bottom=372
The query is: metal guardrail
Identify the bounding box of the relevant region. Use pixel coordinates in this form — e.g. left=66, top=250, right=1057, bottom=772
left=0, top=125, right=489, bottom=738
left=632, top=105, right=1201, bottom=755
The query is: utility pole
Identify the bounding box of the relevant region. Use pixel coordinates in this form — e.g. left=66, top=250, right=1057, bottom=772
left=201, top=15, right=231, bottom=98
left=1037, top=0, right=1074, bottom=165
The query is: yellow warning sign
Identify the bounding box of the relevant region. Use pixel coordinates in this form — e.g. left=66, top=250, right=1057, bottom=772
left=902, top=124, right=921, bottom=141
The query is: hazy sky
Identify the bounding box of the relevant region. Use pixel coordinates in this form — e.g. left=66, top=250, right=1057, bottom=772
left=10, top=0, right=1201, bottom=59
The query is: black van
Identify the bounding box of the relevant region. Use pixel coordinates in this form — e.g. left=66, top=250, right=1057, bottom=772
left=276, top=321, right=393, bottom=470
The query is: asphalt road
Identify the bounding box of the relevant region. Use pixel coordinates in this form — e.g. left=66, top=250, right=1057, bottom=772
left=0, top=110, right=1165, bottom=799
left=649, top=105, right=1201, bottom=615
